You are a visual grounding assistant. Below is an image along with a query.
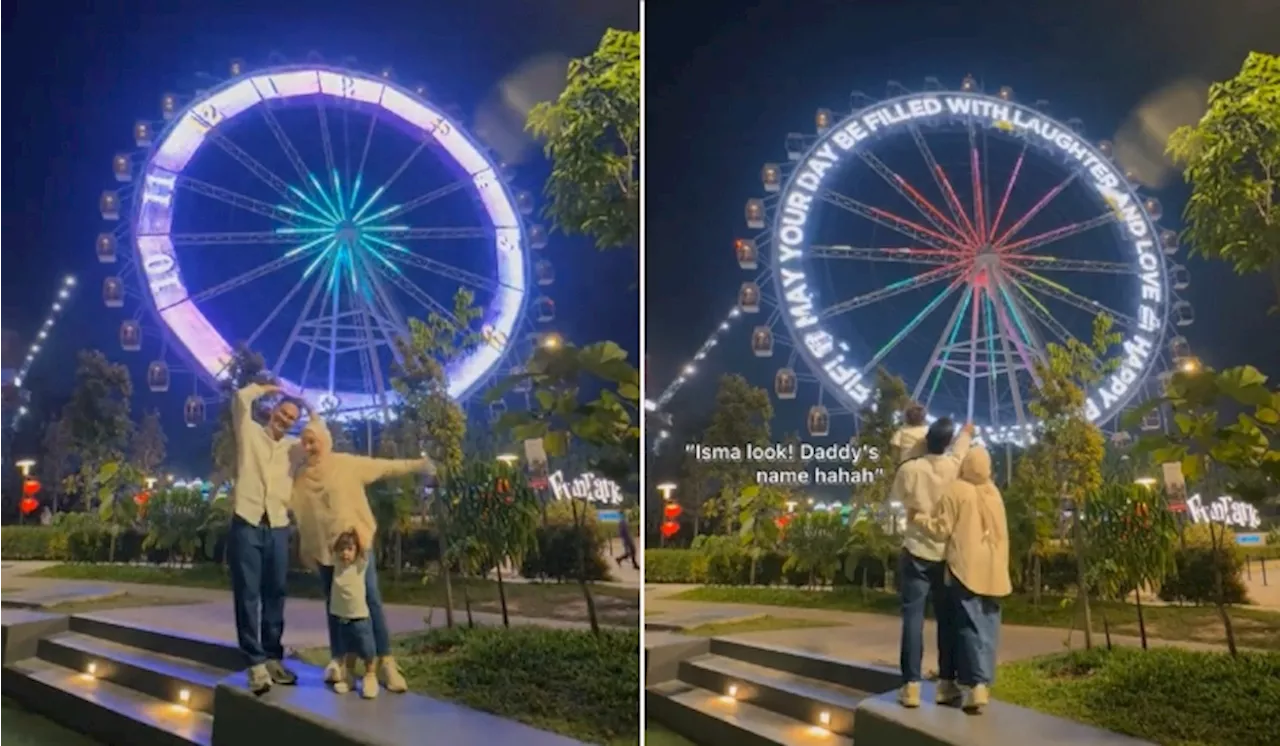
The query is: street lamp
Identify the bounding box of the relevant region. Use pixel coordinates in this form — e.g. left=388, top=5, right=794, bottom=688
left=144, top=477, right=158, bottom=490
left=541, top=332, right=563, bottom=350
left=1180, top=357, right=1201, bottom=374
left=1135, top=477, right=1157, bottom=487
left=656, top=482, right=677, bottom=501
left=15, top=458, right=36, bottom=477
left=497, top=453, right=519, bottom=466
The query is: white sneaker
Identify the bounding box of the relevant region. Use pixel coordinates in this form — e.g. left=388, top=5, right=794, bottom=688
left=323, top=659, right=343, bottom=683
left=898, top=681, right=921, bottom=708
left=963, top=683, right=990, bottom=714
left=248, top=664, right=272, bottom=695
left=361, top=671, right=380, bottom=699
left=333, top=678, right=351, bottom=694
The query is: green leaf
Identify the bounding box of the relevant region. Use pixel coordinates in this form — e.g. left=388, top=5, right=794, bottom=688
left=616, top=381, right=639, bottom=401
left=543, top=431, right=569, bottom=458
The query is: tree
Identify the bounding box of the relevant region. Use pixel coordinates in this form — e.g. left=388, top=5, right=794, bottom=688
left=701, top=374, right=773, bottom=533
left=526, top=28, right=639, bottom=251
left=1129, top=364, right=1280, bottom=654
left=853, top=369, right=911, bottom=509
left=62, top=350, right=135, bottom=517
left=130, top=410, right=167, bottom=478
left=1081, top=481, right=1178, bottom=650
left=1006, top=445, right=1060, bottom=604
left=780, top=510, right=846, bottom=588
left=489, top=338, right=641, bottom=633
left=1167, top=52, right=1280, bottom=311
left=1024, top=314, right=1122, bottom=649
left=737, top=484, right=784, bottom=585
left=210, top=345, right=272, bottom=492
left=391, top=288, right=486, bottom=627
left=141, top=487, right=207, bottom=566
left=39, top=414, right=75, bottom=514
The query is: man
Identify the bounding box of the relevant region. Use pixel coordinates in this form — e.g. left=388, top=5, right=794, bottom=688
left=615, top=512, right=639, bottom=570
left=889, top=417, right=973, bottom=708
left=229, top=381, right=307, bottom=694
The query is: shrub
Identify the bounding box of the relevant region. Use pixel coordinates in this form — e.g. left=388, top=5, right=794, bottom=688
left=644, top=546, right=894, bottom=589
left=0, top=526, right=66, bottom=560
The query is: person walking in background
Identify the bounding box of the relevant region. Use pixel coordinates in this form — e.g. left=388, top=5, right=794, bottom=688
left=228, top=382, right=305, bottom=694
left=292, top=416, right=434, bottom=696
left=616, top=512, right=639, bottom=570
left=888, top=417, right=973, bottom=708
left=914, top=445, right=1012, bottom=714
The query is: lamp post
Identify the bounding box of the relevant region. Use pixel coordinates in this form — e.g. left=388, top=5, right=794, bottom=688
left=497, top=453, right=519, bottom=466
left=15, top=458, right=37, bottom=525
left=656, top=482, right=677, bottom=546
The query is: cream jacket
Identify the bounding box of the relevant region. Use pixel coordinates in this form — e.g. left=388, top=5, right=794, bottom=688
left=916, top=446, right=1013, bottom=598
left=231, top=383, right=300, bottom=528
left=889, top=430, right=972, bottom=562
left=292, top=418, right=434, bottom=569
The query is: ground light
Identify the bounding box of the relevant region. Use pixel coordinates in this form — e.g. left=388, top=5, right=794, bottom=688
left=82, top=662, right=97, bottom=680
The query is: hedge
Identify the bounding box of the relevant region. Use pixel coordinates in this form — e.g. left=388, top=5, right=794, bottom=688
left=645, top=544, right=1263, bottom=605
left=1, top=523, right=610, bottom=582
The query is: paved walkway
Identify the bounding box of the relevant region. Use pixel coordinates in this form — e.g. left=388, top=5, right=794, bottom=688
left=644, top=585, right=1244, bottom=670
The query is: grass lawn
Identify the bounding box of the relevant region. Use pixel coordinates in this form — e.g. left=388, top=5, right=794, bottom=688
left=669, top=586, right=1280, bottom=651
left=299, top=626, right=639, bottom=746
left=996, top=647, right=1280, bottom=746
left=645, top=722, right=697, bottom=746
left=33, top=563, right=639, bottom=626
left=2, top=698, right=104, bottom=746
left=681, top=615, right=849, bottom=637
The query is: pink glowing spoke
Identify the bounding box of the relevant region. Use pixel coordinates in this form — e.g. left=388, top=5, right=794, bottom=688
left=998, top=212, right=1117, bottom=255
left=890, top=172, right=970, bottom=240
left=809, top=245, right=966, bottom=266
left=992, top=171, right=1079, bottom=248
left=989, top=147, right=1025, bottom=240
left=866, top=205, right=973, bottom=253
left=970, top=146, right=986, bottom=245
left=934, top=164, right=979, bottom=245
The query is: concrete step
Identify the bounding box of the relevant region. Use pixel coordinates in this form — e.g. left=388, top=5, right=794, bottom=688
left=70, top=613, right=245, bottom=673
left=647, top=679, right=852, bottom=746
left=39, top=631, right=231, bottom=714
left=709, top=638, right=900, bottom=695
left=2, top=656, right=212, bottom=746
left=680, top=654, right=869, bottom=736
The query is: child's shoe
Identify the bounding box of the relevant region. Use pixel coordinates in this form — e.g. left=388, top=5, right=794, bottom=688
left=361, top=670, right=380, bottom=699
left=333, top=676, right=351, bottom=694
left=378, top=656, right=408, bottom=693
left=323, top=659, right=343, bottom=684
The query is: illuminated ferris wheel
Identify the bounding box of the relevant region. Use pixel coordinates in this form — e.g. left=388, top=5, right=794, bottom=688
left=97, top=55, right=557, bottom=425
left=652, top=76, right=1196, bottom=448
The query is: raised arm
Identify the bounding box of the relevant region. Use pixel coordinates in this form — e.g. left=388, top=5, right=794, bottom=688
left=938, top=425, right=974, bottom=482
left=232, top=383, right=277, bottom=435
left=353, top=455, right=436, bottom=485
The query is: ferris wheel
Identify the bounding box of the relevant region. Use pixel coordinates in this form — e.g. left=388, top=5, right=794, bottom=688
left=97, top=56, right=557, bottom=426
left=652, top=76, right=1196, bottom=449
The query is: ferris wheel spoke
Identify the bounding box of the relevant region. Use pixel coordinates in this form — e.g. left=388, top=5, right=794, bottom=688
left=276, top=258, right=333, bottom=382
left=820, top=264, right=963, bottom=320
left=860, top=276, right=967, bottom=375
left=809, top=245, right=964, bottom=266
left=990, top=291, right=1033, bottom=423
left=908, top=125, right=980, bottom=243
left=201, top=118, right=303, bottom=207
left=161, top=245, right=325, bottom=313
left=1003, top=264, right=1138, bottom=327
left=363, top=180, right=469, bottom=224
left=173, top=173, right=299, bottom=226
left=1002, top=254, right=1131, bottom=274
left=160, top=231, right=303, bottom=246
left=856, top=152, right=970, bottom=241
left=912, top=285, right=974, bottom=403
left=245, top=259, right=328, bottom=351
left=368, top=260, right=459, bottom=326
left=350, top=111, right=379, bottom=213
left=373, top=227, right=489, bottom=241
left=968, top=125, right=987, bottom=245
left=991, top=170, right=1080, bottom=247
left=992, top=279, right=1045, bottom=356
left=997, top=212, right=1118, bottom=255
left=999, top=273, right=1077, bottom=348
left=988, top=143, right=1027, bottom=241
left=361, top=234, right=515, bottom=294
left=821, top=190, right=969, bottom=252
left=989, top=284, right=1043, bottom=389
left=253, top=98, right=318, bottom=199
left=315, top=95, right=338, bottom=180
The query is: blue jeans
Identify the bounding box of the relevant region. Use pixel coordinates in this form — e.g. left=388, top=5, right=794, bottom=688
left=228, top=516, right=291, bottom=667
left=952, top=577, right=1001, bottom=686
left=319, top=562, right=391, bottom=658
left=898, top=550, right=956, bottom=683
left=340, top=618, right=375, bottom=661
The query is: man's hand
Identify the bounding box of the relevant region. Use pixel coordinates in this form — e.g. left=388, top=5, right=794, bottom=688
left=962, top=422, right=975, bottom=436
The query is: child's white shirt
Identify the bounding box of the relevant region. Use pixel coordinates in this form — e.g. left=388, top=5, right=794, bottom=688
left=330, top=554, right=370, bottom=620
left=891, top=425, right=928, bottom=464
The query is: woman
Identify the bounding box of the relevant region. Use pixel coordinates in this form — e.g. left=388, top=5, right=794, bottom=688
left=293, top=417, right=434, bottom=693
left=913, top=445, right=1011, bottom=714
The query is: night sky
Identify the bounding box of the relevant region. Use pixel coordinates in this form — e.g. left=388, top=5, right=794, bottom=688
left=1, top=0, right=639, bottom=473
left=646, top=0, right=1280, bottom=443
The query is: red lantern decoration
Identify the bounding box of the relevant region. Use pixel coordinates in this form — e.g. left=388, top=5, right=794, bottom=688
left=19, top=497, right=39, bottom=516
left=663, top=502, right=683, bottom=519
left=660, top=520, right=680, bottom=538
left=133, top=491, right=150, bottom=506
left=496, top=478, right=511, bottom=495
left=775, top=514, right=793, bottom=530
left=22, top=478, right=41, bottom=497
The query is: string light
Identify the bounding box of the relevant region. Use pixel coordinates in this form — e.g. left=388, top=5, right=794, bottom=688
left=647, top=304, right=745, bottom=450
left=9, top=275, right=77, bottom=428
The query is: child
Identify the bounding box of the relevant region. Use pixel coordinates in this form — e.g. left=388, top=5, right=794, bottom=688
left=329, top=529, right=379, bottom=698
left=891, top=403, right=929, bottom=464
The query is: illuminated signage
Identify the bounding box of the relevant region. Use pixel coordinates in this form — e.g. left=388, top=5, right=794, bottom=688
left=1187, top=494, right=1261, bottom=530
left=773, top=92, right=1165, bottom=423
left=548, top=470, right=624, bottom=505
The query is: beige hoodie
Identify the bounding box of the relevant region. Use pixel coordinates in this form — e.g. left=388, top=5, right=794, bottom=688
left=890, top=424, right=928, bottom=464
left=916, top=446, right=1012, bottom=598
left=889, top=430, right=971, bottom=562
left=292, top=418, right=434, bottom=569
